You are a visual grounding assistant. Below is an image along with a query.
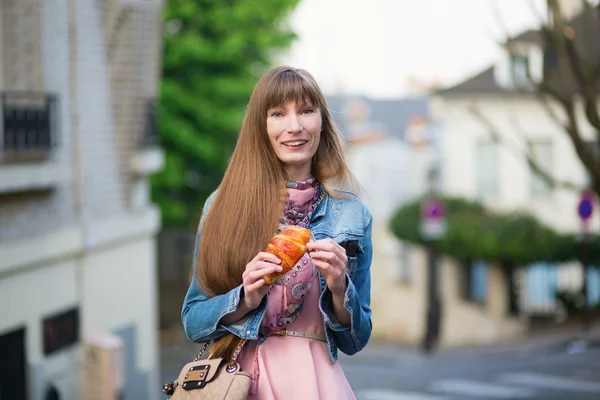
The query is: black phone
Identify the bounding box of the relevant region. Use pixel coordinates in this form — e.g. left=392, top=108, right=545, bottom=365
left=340, top=239, right=360, bottom=257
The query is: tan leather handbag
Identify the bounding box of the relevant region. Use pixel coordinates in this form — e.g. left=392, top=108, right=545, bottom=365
left=162, top=340, right=251, bottom=400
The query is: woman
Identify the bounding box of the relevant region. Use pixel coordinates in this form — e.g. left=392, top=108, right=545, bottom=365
left=182, top=66, right=372, bottom=399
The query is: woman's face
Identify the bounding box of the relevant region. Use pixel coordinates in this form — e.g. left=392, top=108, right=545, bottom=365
left=266, top=99, right=322, bottom=180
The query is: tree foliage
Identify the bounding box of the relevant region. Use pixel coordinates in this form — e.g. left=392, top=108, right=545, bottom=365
left=152, top=0, right=300, bottom=226
left=389, top=196, right=600, bottom=266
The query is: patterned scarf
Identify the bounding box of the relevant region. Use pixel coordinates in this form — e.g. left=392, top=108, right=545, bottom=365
left=260, top=175, right=321, bottom=336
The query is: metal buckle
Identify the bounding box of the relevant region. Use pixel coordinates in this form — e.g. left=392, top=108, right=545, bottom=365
left=274, top=328, right=288, bottom=337
left=226, top=362, right=238, bottom=373
left=182, top=364, right=210, bottom=391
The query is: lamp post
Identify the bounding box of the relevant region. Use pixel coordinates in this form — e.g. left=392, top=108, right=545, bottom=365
left=421, top=166, right=445, bottom=353
left=577, top=191, right=595, bottom=306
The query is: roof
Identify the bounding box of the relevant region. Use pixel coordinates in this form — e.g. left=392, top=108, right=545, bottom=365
left=438, top=6, right=600, bottom=96
left=511, top=29, right=543, bottom=45
left=325, top=95, right=429, bottom=141
left=437, top=67, right=513, bottom=95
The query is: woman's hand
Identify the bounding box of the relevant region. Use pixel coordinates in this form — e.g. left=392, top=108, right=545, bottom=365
left=307, top=239, right=348, bottom=295
left=241, top=252, right=282, bottom=310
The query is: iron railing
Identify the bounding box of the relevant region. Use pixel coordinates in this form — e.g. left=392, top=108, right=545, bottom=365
left=142, top=98, right=159, bottom=147
left=0, top=91, right=59, bottom=156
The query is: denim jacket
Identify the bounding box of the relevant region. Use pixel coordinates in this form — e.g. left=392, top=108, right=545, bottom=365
left=181, top=188, right=373, bottom=363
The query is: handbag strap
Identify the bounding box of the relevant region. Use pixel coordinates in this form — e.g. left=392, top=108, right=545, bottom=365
left=192, top=342, right=209, bottom=361
left=191, top=339, right=247, bottom=363
left=230, top=339, right=246, bottom=363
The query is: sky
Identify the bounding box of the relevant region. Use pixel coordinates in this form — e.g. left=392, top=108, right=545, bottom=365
left=279, top=0, right=549, bottom=99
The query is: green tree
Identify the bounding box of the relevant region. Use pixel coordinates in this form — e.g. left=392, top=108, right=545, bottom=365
left=389, top=196, right=584, bottom=314
left=153, top=0, right=300, bottom=227
left=389, top=196, right=582, bottom=266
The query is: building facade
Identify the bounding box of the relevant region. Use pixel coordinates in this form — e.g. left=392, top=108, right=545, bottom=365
left=0, top=0, right=164, bottom=399
left=327, top=95, right=527, bottom=348
left=433, top=1, right=600, bottom=316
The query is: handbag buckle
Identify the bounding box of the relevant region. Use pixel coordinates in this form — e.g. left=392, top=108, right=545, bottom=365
left=182, top=364, right=211, bottom=391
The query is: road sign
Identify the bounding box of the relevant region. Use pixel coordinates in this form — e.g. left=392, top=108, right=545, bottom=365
left=421, top=198, right=446, bottom=240
left=578, top=191, right=595, bottom=222
left=422, top=198, right=445, bottom=219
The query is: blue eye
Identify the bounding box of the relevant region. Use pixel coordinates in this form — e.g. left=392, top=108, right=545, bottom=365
left=271, top=111, right=283, bottom=117
left=301, top=109, right=314, bottom=114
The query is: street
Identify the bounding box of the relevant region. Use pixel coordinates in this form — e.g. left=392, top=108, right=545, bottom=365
left=161, top=332, right=600, bottom=400
left=342, top=338, right=600, bottom=400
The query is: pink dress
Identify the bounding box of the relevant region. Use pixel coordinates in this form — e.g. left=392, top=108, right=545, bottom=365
left=237, top=176, right=356, bottom=400
left=237, top=273, right=356, bottom=400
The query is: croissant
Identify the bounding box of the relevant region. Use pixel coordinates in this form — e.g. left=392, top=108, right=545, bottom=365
left=263, top=226, right=311, bottom=285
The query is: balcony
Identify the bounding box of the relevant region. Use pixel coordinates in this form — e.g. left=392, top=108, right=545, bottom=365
left=131, top=99, right=164, bottom=177
left=0, top=92, right=64, bottom=194
left=0, top=91, right=59, bottom=158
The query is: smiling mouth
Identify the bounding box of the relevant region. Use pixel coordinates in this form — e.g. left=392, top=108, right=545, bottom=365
left=282, top=140, right=308, bottom=147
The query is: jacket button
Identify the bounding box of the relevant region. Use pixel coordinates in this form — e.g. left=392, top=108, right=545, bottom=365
left=246, top=330, right=251, bottom=335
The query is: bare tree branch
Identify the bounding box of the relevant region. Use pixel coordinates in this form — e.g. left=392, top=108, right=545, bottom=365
left=485, top=0, right=600, bottom=196
left=468, top=105, right=579, bottom=191
left=535, top=91, right=568, bottom=131
left=549, top=1, right=600, bottom=134
left=542, top=1, right=600, bottom=179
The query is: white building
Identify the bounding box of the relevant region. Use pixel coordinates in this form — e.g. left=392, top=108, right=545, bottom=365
left=327, top=96, right=527, bottom=348
left=0, top=1, right=164, bottom=399
left=433, top=1, right=600, bottom=315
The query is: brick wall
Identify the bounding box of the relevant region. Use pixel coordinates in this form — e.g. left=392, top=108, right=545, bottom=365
left=2, top=0, right=44, bottom=91
left=0, top=0, right=76, bottom=241
left=76, top=0, right=163, bottom=218
left=0, top=0, right=163, bottom=241
left=75, top=0, right=126, bottom=219
left=104, top=0, right=163, bottom=209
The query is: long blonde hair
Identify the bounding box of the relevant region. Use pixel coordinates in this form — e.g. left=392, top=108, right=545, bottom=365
left=196, top=66, right=354, bottom=359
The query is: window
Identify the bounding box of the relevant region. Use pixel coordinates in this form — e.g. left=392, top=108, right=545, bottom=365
left=399, top=242, right=413, bottom=285
left=529, top=140, right=553, bottom=196
left=387, top=240, right=413, bottom=285
left=460, top=261, right=488, bottom=304
left=0, top=92, right=58, bottom=156
left=510, top=53, right=530, bottom=87
left=476, top=140, right=499, bottom=197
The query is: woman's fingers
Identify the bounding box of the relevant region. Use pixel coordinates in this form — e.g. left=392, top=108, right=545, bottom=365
left=242, top=252, right=282, bottom=309
left=244, top=254, right=281, bottom=278
left=309, top=245, right=348, bottom=268
left=247, top=263, right=282, bottom=282
left=307, top=239, right=346, bottom=261
left=312, top=258, right=341, bottom=274
left=309, top=249, right=337, bottom=262
left=311, top=259, right=331, bottom=272
left=256, top=252, right=282, bottom=265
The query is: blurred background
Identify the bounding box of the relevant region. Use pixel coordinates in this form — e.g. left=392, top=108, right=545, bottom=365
left=0, top=0, right=599, bottom=399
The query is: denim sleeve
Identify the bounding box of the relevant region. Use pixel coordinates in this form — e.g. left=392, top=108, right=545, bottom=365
left=180, top=191, right=244, bottom=343
left=320, top=209, right=373, bottom=355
